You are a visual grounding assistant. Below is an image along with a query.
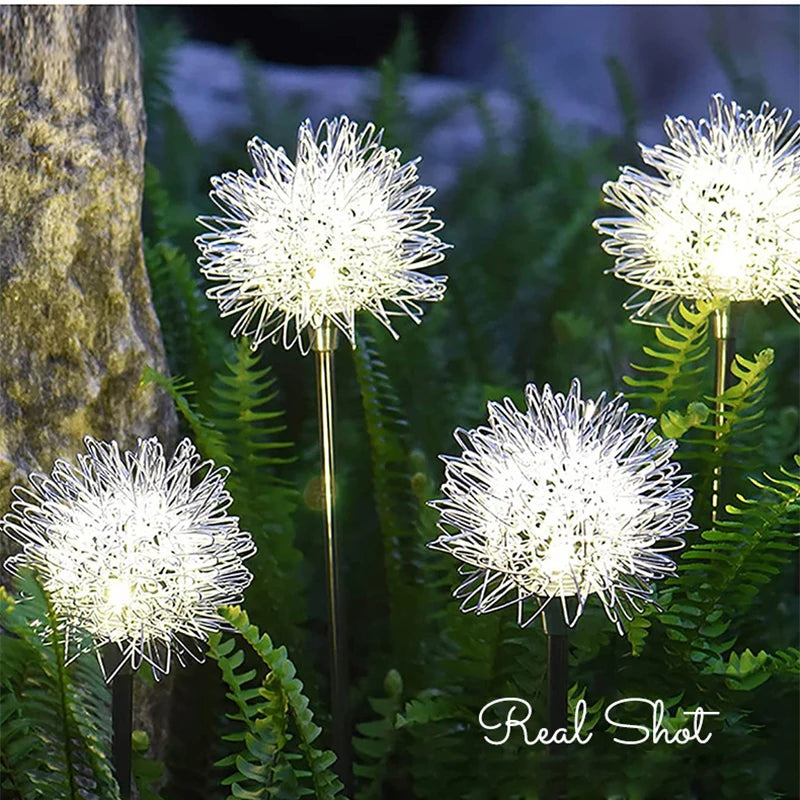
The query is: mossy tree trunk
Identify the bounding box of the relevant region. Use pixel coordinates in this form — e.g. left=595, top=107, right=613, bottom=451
left=0, top=6, right=176, bottom=529
left=0, top=4, right=177, bottom=776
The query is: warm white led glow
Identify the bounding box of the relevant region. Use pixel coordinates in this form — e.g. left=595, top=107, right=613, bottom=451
left=2, top=437, right=255, bottom=680
left=429, top=379, right=693, bottom=631
left=594, top=94, right=800, bottom=322
left=105, top=578, right=132, bottom=611
left=196, top=116, right=450, bottom=353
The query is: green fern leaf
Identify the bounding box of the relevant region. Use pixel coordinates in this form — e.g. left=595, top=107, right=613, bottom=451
left=659, top=457, right=800, bottom=672
left=676, top=347, right=775, bottom=509
left=623, top=299, right=716, bottom=417
left=207, top=607, right=344, bottom=800
left=210, top=337, right=296, bottom=512
left=140, top=366, right=231, bottom=466
left=209, top=338, right=303, bottom=647
left=352, top=327, right=427, bottom=675
left=143, top=164, right=230, bottom=399
left=0, top=572, right=120, bottom=800
left=352, top=669, right=403, bottom=799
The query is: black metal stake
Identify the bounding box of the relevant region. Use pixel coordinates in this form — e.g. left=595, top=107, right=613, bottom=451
left=543, top=603, right=569, bottom=800
left=109, top=649, right=133, bottom=800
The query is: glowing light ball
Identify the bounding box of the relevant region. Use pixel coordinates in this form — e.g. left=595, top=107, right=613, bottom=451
left=430, top=379, right=693, bottom=631
left=196, top=116, right=450, bottom=352
left=594, top=94, right=800, bottom=322
left=2, top=437, right=255, bottom=680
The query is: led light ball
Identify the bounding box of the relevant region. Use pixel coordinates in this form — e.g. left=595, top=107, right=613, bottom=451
left=429, top=379, right=694, bottom=631
left=594, top=94, right=800, bottom=322
left=196, top=116, right=450, bottom=353
left=2, top=437, right=255, bottom=680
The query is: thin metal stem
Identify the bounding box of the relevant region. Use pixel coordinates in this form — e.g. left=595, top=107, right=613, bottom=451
left=312, top=321, right=352, bottom=793
left=712, top=305, right=733, bottom=524
left=110, top=649, right=133, bottom=800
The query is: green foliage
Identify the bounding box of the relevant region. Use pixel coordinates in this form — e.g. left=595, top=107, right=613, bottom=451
left=132, top=730, right=166, bottom=800
left=623, top=299, right=715, bottom=417
left=207, top=606, right=343, bottom=799
left=351, top=325, right=429, bottom=678
left=209, top=339, right=304, bottom=647
left=373, top=16, right=418, bottom=145
left=141, top=366, right=231, bottom=465
left=680, top=458, right=800, bottom=618
left=143, top=164, right=229, bottom=398
left=142, top=353, right=304, bottom=650
left=676, top=345, right=775, bottom=511
left=0, top=572, right=120, bottom=800
left=352, top=669, right=404, bottom=799
left=137, top=9, right=186, bottom=125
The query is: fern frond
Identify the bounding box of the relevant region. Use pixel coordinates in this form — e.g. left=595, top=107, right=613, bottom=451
left=352, top=328, right=425, bottom=674
left=207, top=606, right=343, bottom=800
left=210, top=337, right=296, bottom=507
left=209, top=339, right=303, bottom=646
left=718, top=647, right=800, bottom=691
left=657, top=347, right=774, bottom=514
left=0, top=573, right=120, bottom=800
left=656, top=457, right=800, bottom=671
left=143, top=164, right=230, bottom=397
left=623, top=299, right=716, bottom=417
left=140, top=366, right=231, bottom=465
left=686, top=348, right=773, bottom=458
left=353, top=669, right=403, bottom=800
left=683, top=457, right=800, bottom=611
left=143, top=356, right=304, bottom=649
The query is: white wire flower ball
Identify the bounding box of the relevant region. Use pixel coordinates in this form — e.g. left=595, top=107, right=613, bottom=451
left=429, top=379, right=693, bottom=631
left=2, top=437, right=255, bottom=680
left=196, top=115, right=450, bottom=353
left=594, top=94, right=800, bottom=323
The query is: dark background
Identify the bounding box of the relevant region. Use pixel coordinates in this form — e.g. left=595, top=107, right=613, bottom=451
left=173, top=5, right=456, bottom=73
left=162, top=4, right=799, bottom=139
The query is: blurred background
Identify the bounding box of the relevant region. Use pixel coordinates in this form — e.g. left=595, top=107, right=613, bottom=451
left=167, top=5, right=798, bottom=139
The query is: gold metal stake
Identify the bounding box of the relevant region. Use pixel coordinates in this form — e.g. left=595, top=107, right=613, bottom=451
left=711, top=304, right=732, bottom=524
left=311, top=320, right=352, bottom=793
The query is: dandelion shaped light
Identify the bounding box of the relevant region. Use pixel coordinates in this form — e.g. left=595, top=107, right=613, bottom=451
left=196, top=116, right=450, bottom=353
left=2, top=437, right=255, bottom=681
left=594, top=94, right=800, bottom=323
left=429, top=379, right=694, bottom=631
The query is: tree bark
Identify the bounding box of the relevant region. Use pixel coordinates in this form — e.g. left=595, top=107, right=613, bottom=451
left=0, top=5, right=176, bottom=532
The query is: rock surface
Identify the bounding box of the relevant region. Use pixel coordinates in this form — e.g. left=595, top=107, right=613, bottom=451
left=0, top=7, right=177, bottom=543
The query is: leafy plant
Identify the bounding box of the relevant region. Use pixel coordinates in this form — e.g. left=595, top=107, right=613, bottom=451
left=207, top=606, right=343, bottom=799
left=0, top=572, right=120, bottom=800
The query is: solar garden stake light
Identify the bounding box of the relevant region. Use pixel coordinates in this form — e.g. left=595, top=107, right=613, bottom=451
left=429, top=379, right=694, bottom=797
left=1, top=437, right=255, bottom=799
left=196, top=115, right=450, bottom=792
left=594, top=94, right=800, bottom=520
